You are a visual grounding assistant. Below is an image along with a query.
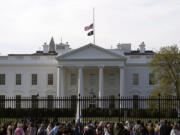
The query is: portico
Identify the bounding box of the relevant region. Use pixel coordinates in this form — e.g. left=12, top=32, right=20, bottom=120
left=56, top=44, right=127, bottom=102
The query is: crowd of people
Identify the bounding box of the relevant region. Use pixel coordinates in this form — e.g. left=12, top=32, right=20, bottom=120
left=0, top=119, right=180, bottom=135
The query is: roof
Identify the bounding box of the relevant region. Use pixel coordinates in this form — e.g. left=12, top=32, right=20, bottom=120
left=125, top=50, right=154, bottom=55
left=56, top=43, right=126, bottom=60
left=8, top=51, right=57, bottom=56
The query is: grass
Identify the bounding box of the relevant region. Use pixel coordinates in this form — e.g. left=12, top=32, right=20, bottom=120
left=0, top=117, right=180, bottom=123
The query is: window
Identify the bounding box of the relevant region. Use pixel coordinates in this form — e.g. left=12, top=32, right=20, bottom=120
left=109, top=95, right=115, bottom=109
left=133, top=95, right=139, bottom=109
left=109, top=73, right=115, bottom=86
left=0, top=95, right=5, bottom=108
left=0, top=74, right=5, bottom=85
left=16, top=74, right=21, bottom=85
left=89, top=74, right=96, bottom=86
left=32, top=74, right=37, bottom=85
left=70, top=74, right=77, bottom=85
left=32, top=95, right=38, bottom=108
left=48, top=74, right=53, bottom=85
left=149, top=73, right=155, bottom=85
left=47, top=95, right=53, bottom=108
left=132, top=73, right=139, bottom=85
left=16, top=95, right=21, bottom=108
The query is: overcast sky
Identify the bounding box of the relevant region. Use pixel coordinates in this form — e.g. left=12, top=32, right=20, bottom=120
left=0, top=0, right=180, bottom=55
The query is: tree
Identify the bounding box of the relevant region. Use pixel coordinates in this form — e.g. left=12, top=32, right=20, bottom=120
left=148, top=45, right=180, bottom=97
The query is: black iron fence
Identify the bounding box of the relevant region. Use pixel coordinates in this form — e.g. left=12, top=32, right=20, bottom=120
left=0, top=94, right=180, bottom=122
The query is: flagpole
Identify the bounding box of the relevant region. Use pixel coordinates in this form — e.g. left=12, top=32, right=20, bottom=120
left=93, top=8, right=95, bottom=45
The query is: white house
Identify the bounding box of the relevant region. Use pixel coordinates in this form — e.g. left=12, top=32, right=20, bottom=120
left=0, top=38, right=155, bottom=100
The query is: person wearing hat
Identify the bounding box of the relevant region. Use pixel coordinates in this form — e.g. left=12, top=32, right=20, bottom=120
left=124, top=121, right=129, bottom=130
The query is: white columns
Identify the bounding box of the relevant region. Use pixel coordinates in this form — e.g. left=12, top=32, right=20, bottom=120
left=78, top=67, right=83, bottom=96
left=57, top=66, right=65, bottom=108
left=76, top=67, right=83, bottom=122
left=99, top=66, right=104, bottom=108
left=120, top=67, right=125, bottom=97
left=57, top=66, right=63, bottom=97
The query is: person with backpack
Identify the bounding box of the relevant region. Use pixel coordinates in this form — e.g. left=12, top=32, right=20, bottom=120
left=133, top=120, right=141, bottom=135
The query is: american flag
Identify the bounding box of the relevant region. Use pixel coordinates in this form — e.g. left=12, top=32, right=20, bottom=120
left=84, top=23, right=93, bottom=31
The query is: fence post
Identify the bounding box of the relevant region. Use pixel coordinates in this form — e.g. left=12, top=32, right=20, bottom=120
left=118, top=94, right=120, bottom=122
left=158, top=93, right=161, bottom=122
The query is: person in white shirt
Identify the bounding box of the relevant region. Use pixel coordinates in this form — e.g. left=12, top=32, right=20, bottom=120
left=170, top=124, right=180, bottom=135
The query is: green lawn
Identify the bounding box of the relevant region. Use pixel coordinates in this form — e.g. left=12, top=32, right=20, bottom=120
left=0, top=117, right=179, bottom=123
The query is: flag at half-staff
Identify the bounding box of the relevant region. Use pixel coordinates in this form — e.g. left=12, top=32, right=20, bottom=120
left=84, top=23, right=93, bottom=31
left=84, top=7, right=96, bottom=44
left=84, top=23, right=94, bottom=36
left=87, top=31, right=93, bottom=36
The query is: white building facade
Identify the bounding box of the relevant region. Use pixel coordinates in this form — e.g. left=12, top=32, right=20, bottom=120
left=0, top=38, right=155, bottom=99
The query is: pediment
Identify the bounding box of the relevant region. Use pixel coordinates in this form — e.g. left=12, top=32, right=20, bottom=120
left=56, top=43, right=126, bottom=60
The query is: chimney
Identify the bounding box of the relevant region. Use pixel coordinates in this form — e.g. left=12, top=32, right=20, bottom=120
left=43, top=42, right=49, bottom=53
left=139, top=42, right=145, bottom=53
left=48, top=37, right=56, bottom=53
